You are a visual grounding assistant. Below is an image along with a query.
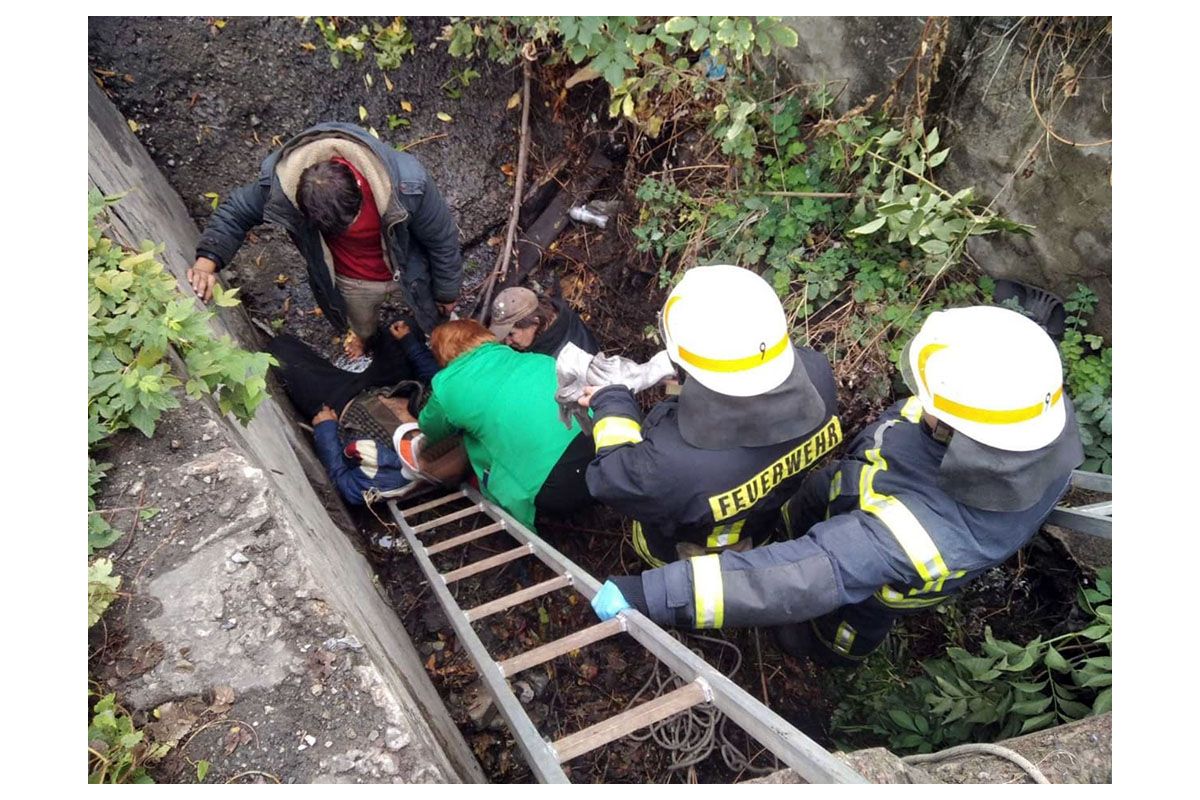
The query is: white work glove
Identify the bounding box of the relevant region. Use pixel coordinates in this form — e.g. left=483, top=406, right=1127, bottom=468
left=585, top=349, right=674, bottom=393
left=555, top=343, right=595, bottom=432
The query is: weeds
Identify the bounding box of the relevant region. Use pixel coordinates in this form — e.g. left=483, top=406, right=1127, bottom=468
left=88, top=692, right=171, bottom=783
left=830, top=568, right=1112, bottom=753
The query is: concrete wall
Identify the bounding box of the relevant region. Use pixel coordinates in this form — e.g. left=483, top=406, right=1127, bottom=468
left=89, top=76, right=485, bottom=784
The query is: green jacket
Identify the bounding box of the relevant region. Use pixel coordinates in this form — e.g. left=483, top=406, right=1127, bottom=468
left=419, top=342, right=582, bottom=528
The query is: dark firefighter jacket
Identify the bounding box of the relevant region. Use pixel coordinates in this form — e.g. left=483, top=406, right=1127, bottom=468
left=527, top=298, right=601, bottom=358
left=195, top=122, right=462, bottom=334
left=585, top=346, right=841, bottom=566
left=614, top=397, right=1078, bottom=630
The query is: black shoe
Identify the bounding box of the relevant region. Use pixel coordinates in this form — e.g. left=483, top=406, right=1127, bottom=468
left=993, top=279, right=1066, bottom=341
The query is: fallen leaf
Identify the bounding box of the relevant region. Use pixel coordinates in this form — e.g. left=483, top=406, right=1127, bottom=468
left=425, top=653, right=436, bottom=671
left=300, top=42, right=317, bottom=51
left=146, top=699, right=203, bottom=747
left=400, top=99, right=413, bottom=112
left=223, top=725, right=252, bottom=755
left=564, top=64, right=602, bottom=89
left=384, top=74, right=394, bottom=92
left=275, top=273, right=289, bottom=286
left=436, top=111, right=453, bottom=123
left=311, top=307, right=324, bottom=317
left=499, top=163, right=515, bottom=177
left=364, top=72, right=374, bottom=88
left=579, top=662, right=599, bottom=681
left=203, top=192, right=220, bottom=210
left=212, top=18, right=226, bottom=29
left=506, top=91, right=521, bottom=110
left=486, top=235, right=503, bottom=247
left=368, top=126, right=380, bottom=139
left=127, top=119, right=141, bottom=133
left=209, top=685, right=236, bottom=714
left=358, top=105, right=368, bottom=121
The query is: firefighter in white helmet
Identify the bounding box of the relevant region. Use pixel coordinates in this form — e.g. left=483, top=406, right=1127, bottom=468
left=590, top=305, right=1084, bottom=666
left=582, top=264, right=841, bottom=566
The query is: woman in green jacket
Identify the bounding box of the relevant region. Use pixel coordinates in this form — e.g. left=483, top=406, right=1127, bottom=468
left=418, top=320, right=592, bottom=529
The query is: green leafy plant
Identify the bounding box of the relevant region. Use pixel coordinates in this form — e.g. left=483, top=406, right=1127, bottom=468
left=88, top=458, right=122, bottom=554
left=442, top=16, right=796, bottom=130
left=831, top=568, right=1112, bottom=753
left=1059, top=285, right=1112, bottom=473
left=88, top=558, right=122, bottom=627
left=88, top=191, right=275, bottom=444
left=370, top=17, right=415, bottom=70
left=834, top=116, right=1034, bottom=264
left=309, top=16, right=414, bottom=70
left=442, top=66, right=481, bottom=100
left=88, top=692, right=171, bottom=783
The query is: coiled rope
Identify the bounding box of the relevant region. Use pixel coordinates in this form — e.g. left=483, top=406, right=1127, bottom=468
left=624, top=632, right=778, bottom=776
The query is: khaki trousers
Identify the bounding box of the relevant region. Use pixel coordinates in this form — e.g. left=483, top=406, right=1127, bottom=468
left=335, top=275, right=399, bottom=339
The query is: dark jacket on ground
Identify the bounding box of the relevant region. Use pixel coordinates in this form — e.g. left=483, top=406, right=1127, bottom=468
left=195, top=122, right=462, bottom=334
left=616, top=397, right=1078, bottom=634
left=267, top=327, right=439, bottom=419
left=527, top=298, right=601, bottom=358
left=586, top=347, right=841, bottom=566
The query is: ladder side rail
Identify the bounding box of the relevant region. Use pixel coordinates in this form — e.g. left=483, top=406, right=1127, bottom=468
left=458, top=485, right=867, bottom=784
left=387, top=497, right=570, bottom=783
left=1070, top=469, right=1112, bottom=494
left=1045, top=507, right=1113, bottom=539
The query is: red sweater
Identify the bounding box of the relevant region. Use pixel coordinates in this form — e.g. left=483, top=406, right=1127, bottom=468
left=327, top=157, right=392, bottom=282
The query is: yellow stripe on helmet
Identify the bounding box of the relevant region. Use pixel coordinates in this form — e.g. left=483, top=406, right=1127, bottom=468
left=932, top=386, right=1064, bottom=425
left=676, top=334, right=789, bottom=374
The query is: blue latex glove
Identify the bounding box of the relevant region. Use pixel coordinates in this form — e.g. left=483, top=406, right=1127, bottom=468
left=591, top=580, right=632, bottom=621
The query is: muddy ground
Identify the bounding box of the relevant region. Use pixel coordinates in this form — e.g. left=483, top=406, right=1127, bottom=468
left=89, top=16, right=1104, bottom=784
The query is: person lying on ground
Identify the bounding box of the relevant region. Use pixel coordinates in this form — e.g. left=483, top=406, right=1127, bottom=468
left=417, top=319, right=593, bottom=530
left=187, top=122, right=463, bottom=359
left=589, top=306, right=1084, bottom=668
left=488, top=286, right=600, bottom=357
left=311, top=395, right=468, bottom=506
left=267, top=319, right=437, bottom=420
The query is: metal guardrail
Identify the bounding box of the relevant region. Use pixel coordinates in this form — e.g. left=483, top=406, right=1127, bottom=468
left=1046, top=469, right=1112, bottom=539
left=388, top=485, right=867, bottom=784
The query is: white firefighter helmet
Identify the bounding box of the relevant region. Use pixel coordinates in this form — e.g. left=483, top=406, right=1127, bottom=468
left=901, top=305, right=1066, bottom=452
left=660, top=265, right=794, bottom=397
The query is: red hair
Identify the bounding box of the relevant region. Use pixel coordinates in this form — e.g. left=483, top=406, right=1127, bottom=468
left=430, top=319, right=497, bottom=366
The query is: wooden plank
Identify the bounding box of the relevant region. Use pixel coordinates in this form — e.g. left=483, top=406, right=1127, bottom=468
left=400, top=490, right=466, bottom=517
left=552, top=682, right=708, bottom=763
left=425, top=522, right=506, bottom=555
left=414, top=504, right=484, bottom=533
left=506, top=148, right=614, bottom=288
left=442, top=544, right=532, bottom=584
left=498, top=618, right=625, bottom=678
left=463, top=575, right=573, bottom=623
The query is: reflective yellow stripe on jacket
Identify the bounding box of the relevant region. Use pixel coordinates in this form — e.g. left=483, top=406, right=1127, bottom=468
left=593, top=416, right=643, bottom=451
left=860, top=418, right=960, bottom=607
left=691, top=554, right=724, bottom=629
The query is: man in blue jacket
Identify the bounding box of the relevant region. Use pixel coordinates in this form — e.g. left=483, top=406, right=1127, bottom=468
left=187, top=122, right=462, bottom=357
left=591, top=306, right=1084, bottom=666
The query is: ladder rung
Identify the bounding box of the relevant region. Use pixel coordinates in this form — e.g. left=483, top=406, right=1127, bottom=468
left=414, top=504, right=484, bottom=533
left=498, top=618, right=625, bottom=678
left=425, top=522, right=506, bottom=555
left=552, top=681, right=709, bottom=763
left=464, top=575, right=573, bottom=623
left=399, top=490, right=466, bottom=516
left=442, top=544, right=532, bottom=584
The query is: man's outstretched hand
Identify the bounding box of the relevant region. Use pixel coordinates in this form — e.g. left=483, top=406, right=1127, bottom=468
left=389, top=319, right=412, bottom=340
left=187, top=257, right=219, bottom=302
left=312, top=405, right=338, bottom=426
